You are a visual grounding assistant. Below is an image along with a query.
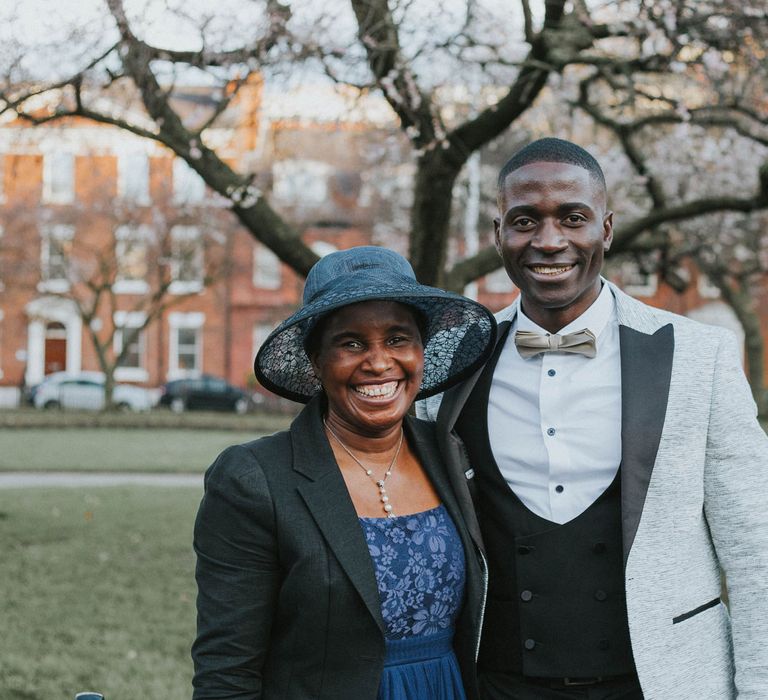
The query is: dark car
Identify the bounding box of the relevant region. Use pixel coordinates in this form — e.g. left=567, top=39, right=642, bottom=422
left=158, top=375, right=254, bottom=414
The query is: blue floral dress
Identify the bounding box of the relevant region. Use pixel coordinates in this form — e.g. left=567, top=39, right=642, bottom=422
left=359, top=504, right=468, bottom=700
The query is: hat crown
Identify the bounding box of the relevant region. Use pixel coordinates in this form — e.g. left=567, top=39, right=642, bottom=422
left=303, top=246, right=416, bottom=305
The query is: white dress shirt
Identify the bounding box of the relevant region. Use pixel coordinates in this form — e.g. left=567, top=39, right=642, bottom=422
left=488, top=282, right=622, bottom=524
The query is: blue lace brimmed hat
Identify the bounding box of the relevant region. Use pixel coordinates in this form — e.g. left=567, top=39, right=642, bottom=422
left=254, top=246, right=497, bottom=403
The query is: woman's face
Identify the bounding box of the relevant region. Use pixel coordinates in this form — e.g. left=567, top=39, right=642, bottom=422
left=310, top=301, right=424, bottom=436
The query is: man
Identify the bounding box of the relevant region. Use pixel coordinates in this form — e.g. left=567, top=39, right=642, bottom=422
left=419, top=138, right=768, bottom=698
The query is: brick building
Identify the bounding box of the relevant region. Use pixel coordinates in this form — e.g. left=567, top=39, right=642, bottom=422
left=0, top=81, right=757, bottom=407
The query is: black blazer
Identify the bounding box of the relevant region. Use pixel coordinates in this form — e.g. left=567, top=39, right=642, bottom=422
left=192, top=395, right=485, bottom=699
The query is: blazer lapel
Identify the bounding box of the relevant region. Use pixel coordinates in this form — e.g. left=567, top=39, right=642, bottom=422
left=619, top=323, right=674, bottom=564
left=292, top=399, right=385, bottom=633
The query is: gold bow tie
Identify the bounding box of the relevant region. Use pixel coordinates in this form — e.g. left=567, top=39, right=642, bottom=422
left=514, top=328, right=597, bottom=359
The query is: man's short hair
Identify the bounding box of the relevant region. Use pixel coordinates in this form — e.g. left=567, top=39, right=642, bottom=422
left=497, top=137, right=606, bottom=193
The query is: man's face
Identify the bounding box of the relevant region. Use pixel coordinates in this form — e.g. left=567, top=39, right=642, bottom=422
left=494, top=161, right=613, bottom=333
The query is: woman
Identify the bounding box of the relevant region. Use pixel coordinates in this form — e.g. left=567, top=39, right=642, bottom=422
left=192, top=246, right=496, bottom=699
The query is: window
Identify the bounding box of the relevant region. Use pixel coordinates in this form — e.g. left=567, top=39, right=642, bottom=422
left=40, top=224, right=75, bottom=292
left=114, top=311, right=147, bottom=381
left=168, top=312, right=204, bottom=379
left=272, top=159, right=330, bottom=205
left=170, top=226, right=204, bottom=293
left=253, top=244, right=281, bottom=289
left=114, top=225, right=150, bottom=294
left=118, top=152, right=150, bottom=204
left=620, top=261, right=658, bottom=297
left=252, top=321, right=274, bottom=358
left=484, top=267, right=512, bottom=294
left=698, top=273, right=721, bottom=299
left=173, top=158, right=206, bottom=204
left=43, top=152, right=75, bottom=204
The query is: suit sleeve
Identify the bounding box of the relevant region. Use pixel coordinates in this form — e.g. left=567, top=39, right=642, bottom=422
left=192, top=445, right=280, bottom=700
left=703, top=331, right=768, bottom=698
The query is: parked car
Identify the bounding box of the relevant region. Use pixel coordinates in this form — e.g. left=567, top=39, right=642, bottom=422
left=158, top=375, right=254, bottom=414
left=33, top=371, right=153, bottom=412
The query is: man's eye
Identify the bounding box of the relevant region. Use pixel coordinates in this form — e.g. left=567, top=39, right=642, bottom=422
left=512, top=217, right=535, bottom=227
left=564, top=214, right=586, bottom=224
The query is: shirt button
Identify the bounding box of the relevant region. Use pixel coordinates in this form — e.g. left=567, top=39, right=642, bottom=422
left=547, top=369, right=556, bottom=377
left=546, top=427, right=556, bottom=437
left=520, top=590, right=533, bottom=602
left=595, top=590, right=608, bottom=602
left=555, top=484, right=564, bottom=493
left=524, top=639, right=536, bottom=651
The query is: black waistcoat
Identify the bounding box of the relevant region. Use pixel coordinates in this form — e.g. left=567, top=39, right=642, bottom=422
left=455, top=326, right=635, bottom=678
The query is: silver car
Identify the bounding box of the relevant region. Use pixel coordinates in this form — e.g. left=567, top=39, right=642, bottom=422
left=33, top=371, right=153, bottom=412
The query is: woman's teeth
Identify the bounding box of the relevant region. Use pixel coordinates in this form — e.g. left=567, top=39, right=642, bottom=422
left=353, top=382, right=398, bottom=398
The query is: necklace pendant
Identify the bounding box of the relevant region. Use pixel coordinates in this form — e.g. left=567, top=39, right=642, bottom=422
left=383, top=503, right=393, bottom=513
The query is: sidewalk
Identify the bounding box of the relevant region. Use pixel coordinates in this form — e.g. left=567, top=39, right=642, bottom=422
left=0, top=471, right=203, bottom=488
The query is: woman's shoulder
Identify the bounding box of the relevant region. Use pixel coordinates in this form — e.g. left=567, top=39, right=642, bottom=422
left=205, top=429, right=293, bottom=488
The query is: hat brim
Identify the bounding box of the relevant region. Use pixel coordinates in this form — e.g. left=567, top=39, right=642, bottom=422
left=254, top=279, right=497, bottom=404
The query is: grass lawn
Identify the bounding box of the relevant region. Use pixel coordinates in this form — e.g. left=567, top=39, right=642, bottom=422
left=0, top=428, right=261, bottom=472
left=0, top=485, right=201, bottom=699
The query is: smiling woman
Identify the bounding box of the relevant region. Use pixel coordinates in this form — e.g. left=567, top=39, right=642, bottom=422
left=192, top=246, right=496, bottom=700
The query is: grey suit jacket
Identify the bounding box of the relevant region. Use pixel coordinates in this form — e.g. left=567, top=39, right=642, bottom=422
left=419, top=282, right=768, bottom=699
left=192, top=395, right=485, bottom=699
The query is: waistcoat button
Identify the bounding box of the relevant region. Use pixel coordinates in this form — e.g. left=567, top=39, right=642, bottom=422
left=524, top=638, right=536, bottom=651
left=595, top=589, right=608, bottom=602
left=520, top=590, right=533, bottom=602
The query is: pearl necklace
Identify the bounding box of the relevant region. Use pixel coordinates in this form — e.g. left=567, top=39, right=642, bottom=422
left=323, top=420, right=404, bottom=518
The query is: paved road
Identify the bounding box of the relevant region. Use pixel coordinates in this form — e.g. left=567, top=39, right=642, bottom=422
left=0, top=471, right=203, bottom=488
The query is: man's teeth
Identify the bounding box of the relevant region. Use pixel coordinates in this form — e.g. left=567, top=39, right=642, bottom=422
left=354, top=382, right=398, bottom=398
left=531, top=265, right=574, bottom=275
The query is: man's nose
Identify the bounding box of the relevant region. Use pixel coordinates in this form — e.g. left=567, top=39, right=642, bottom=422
left=532, top=220, right=567, bottom=251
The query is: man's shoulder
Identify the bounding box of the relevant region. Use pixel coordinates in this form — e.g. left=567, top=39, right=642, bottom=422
left=610, top=283, right=732, bottom=344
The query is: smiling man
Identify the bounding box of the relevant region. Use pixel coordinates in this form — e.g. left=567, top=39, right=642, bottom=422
left=419, top=138, right=768, bottom=698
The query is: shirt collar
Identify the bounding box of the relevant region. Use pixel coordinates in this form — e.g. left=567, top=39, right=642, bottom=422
left=517, top=278, right=615, bottom=338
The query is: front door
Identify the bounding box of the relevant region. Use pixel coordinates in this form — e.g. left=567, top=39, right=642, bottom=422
left=44, top=322, right=67, bottom=375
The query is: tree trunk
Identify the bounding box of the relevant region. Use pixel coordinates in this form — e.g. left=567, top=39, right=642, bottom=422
left=409, top=153, right=461, bottom=287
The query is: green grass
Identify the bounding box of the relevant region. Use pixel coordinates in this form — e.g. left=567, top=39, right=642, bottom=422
left=0, top=428, right=262, bottom=472
left=0, top=486, right=201, bottom=699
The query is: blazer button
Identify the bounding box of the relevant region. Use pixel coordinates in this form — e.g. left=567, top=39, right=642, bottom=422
left=593, top=542, right=606, bottom=554
left=594, top=590, right=608, bottom=602
left=598, top=639, right=610, bottom=651
left=524, top=639, right=536, bottom=651
left=520, top=590, right=533, bottom=602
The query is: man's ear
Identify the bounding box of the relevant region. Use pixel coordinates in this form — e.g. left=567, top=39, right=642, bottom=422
left=603, top=211, right=614, bottom=251
left=494, top=217, right=502, bottom=253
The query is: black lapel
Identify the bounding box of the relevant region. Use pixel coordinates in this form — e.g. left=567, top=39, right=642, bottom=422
left=292, top=398, right=385, bottom=633
left=406, top=417, right=464, bottom=535
left=619, top=323, right=674, bottom=564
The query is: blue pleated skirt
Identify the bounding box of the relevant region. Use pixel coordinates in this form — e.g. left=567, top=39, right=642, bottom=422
left=378, top=628, right=467, bottom=700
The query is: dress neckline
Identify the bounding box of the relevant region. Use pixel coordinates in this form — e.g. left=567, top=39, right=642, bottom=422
left=358, top=503, right=444, bottom=522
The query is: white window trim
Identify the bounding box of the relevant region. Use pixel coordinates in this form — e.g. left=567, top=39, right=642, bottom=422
left=252, top=244, right=282, bottom=290
left=624, top=272, right=658, bottom=297
left=168, top=311, right=204, bottom=380
left=117, top=152, right=151, bottom=205
left=173, top=158, right=207, bottom=204
left=38, top=224, right=75, bottom=292
left=114, top=224, right=151, bottom=294
left=113, top=310, right=148, bottom=381
left=42, top=152, right=75, bottom=204
left=169, top=225, right=204, bottom=294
